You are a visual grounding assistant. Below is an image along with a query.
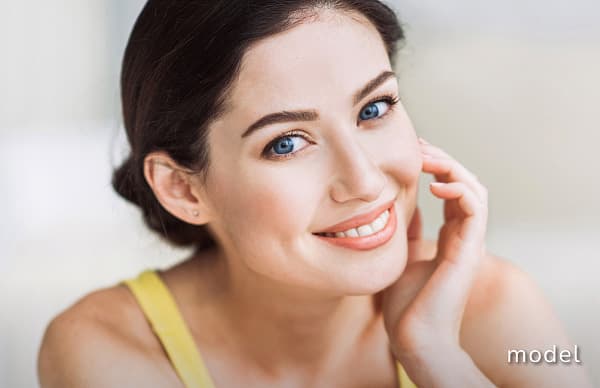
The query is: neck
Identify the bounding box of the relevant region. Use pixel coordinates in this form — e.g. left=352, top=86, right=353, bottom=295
left=202, top=248, right=384, bottom=377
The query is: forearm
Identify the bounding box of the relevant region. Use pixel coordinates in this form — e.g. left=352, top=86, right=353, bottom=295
left=396, top=347, right=496, bottom=388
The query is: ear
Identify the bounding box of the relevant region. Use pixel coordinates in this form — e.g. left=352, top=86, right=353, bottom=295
left=143, top=151, right=212, bottom=225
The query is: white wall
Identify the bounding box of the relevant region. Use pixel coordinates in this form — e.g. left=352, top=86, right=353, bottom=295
left=1, top=1, right=598, bottom=387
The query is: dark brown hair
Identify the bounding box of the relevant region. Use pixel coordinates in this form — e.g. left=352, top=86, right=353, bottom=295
left=112, top=0, right=405, bottom=249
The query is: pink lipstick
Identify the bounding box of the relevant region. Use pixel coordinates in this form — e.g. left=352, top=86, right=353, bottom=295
left=313, top=201, right=397, bottom=251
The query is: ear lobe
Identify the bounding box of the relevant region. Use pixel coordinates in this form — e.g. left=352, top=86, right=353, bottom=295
left=143, top=152, right=212, bottom=225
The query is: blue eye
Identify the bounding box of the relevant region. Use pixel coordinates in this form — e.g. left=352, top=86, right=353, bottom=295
left=264, top=133, right=310, bottom=158
left=273, top=136, right=295, bottom=154
left=359, top=100, right=391, bottom=121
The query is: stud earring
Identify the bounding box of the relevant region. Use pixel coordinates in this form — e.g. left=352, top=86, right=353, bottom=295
left=192, top=210, right=199, bottom=217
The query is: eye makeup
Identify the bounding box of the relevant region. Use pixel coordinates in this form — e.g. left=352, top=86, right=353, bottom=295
left=261, top=93, right=400, bottom=161
left=261, top=130, right=314, bottom=160
left=358, top=93, right=400, bottom=124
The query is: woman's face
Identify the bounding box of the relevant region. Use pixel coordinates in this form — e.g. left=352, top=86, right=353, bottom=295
left=200, top=10, right=422, bottom=295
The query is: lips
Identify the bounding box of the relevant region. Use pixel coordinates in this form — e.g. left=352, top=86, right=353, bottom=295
left=313, top=199, right=396, bottom=234
left=313, top=202, right=398, bottom=251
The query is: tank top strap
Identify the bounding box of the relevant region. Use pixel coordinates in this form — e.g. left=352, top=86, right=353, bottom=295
left=396, top=360, right=418, bottom=387
left=122, top=269, right=216, bottom=388
left=122, top=269, right=416, bottom=388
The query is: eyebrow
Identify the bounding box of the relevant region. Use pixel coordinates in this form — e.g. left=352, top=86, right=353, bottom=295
left=240, top=70, right=397, bottom=138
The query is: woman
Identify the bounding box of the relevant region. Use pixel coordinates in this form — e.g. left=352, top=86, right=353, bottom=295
left=38, top=1, right=592, bottom=387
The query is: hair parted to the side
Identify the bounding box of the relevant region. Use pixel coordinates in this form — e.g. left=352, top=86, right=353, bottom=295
left=112, top=0, right=405, bottom=249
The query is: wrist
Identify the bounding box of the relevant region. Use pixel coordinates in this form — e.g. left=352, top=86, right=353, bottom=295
left=395, top=346, right=496, bottom=388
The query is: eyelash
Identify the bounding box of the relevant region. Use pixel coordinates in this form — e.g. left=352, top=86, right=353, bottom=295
left=360, top=93, right=400, bottom=123
left=262, top=93, right=401, bottom=160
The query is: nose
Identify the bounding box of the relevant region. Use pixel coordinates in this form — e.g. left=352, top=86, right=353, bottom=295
left=329, top=137, right=387, bottom=204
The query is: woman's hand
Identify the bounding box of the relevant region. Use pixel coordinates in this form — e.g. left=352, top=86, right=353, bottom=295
left=382, top=137, right=493, bottom=386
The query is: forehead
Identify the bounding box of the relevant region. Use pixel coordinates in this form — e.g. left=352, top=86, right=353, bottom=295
left=228, top=10, right=392, bottom=112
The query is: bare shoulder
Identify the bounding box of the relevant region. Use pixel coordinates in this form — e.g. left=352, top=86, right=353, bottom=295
left=459, top=249, right=593, bottom=387
left=38, top=284, right=181, bottom=388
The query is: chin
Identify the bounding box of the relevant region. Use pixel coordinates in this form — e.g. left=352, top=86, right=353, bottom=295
left=350, top=259, right=406, bottom=296
left=306, top=223, right=408, bottom=296
left=328, top=238, right=409, bottom=296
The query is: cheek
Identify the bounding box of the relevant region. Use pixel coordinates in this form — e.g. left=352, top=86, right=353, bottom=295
left=370, top=112, right=422, bottom=184
left=208, top=161, right=321, bottom=248
left=382, top=131, right=422, bottom=182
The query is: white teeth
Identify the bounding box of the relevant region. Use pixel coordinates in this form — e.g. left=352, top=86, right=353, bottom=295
left=342, top=210, right=390, bottom=237
left=381, top=210, right=389, bottom=223
left=318, top=208, right=391, bottom=238
left=345, top=228, right=359, bottom=237
left=356, top=224, right=374, bottom=236
left=371, top=216, right=385, bottom=232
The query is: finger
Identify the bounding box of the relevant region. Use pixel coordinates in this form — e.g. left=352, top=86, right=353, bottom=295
left=411, top=140, right=487, bottom=336
left=423, top=157, right=487, bottom=205
left=429, top=181, right=487, bottom=220
left=419, top=139, right=486, bottom=201
left=429, top=181, right=487, bottom=269
left=420, top=139, right=482, bottom=181
left=419, top=138, right=461, bottom=162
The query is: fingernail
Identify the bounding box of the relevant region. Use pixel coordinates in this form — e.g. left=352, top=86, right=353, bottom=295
left=430, top=182, right=444, bottom=187
left=418, top=137, right=429, bottom=144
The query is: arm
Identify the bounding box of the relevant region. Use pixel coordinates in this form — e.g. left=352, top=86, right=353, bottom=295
left=382, top=138, right=592, bottom=387
left=391, top=252, right=593, bottom=388
left=397, top=344, right=496, bottom=387
left=460, top=255, right=594, bottom=388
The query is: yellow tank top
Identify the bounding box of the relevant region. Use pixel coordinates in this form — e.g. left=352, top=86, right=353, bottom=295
left=123, top=269, right=417, bottom=388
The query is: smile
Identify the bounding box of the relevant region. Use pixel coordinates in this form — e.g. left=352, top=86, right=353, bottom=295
left=313, top=201, right=397, bottom=251
left=316, top=209, right=390, bottom=238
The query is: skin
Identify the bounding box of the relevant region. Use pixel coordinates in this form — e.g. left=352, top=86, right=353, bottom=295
left=38, top=9, right=592, bottom=388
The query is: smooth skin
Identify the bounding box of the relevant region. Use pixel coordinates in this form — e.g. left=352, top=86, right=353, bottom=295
left=38, top=9, right=592, bottom=388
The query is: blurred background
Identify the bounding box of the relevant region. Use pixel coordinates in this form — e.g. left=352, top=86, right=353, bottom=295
left=1, top=1, right=598, bottom=386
